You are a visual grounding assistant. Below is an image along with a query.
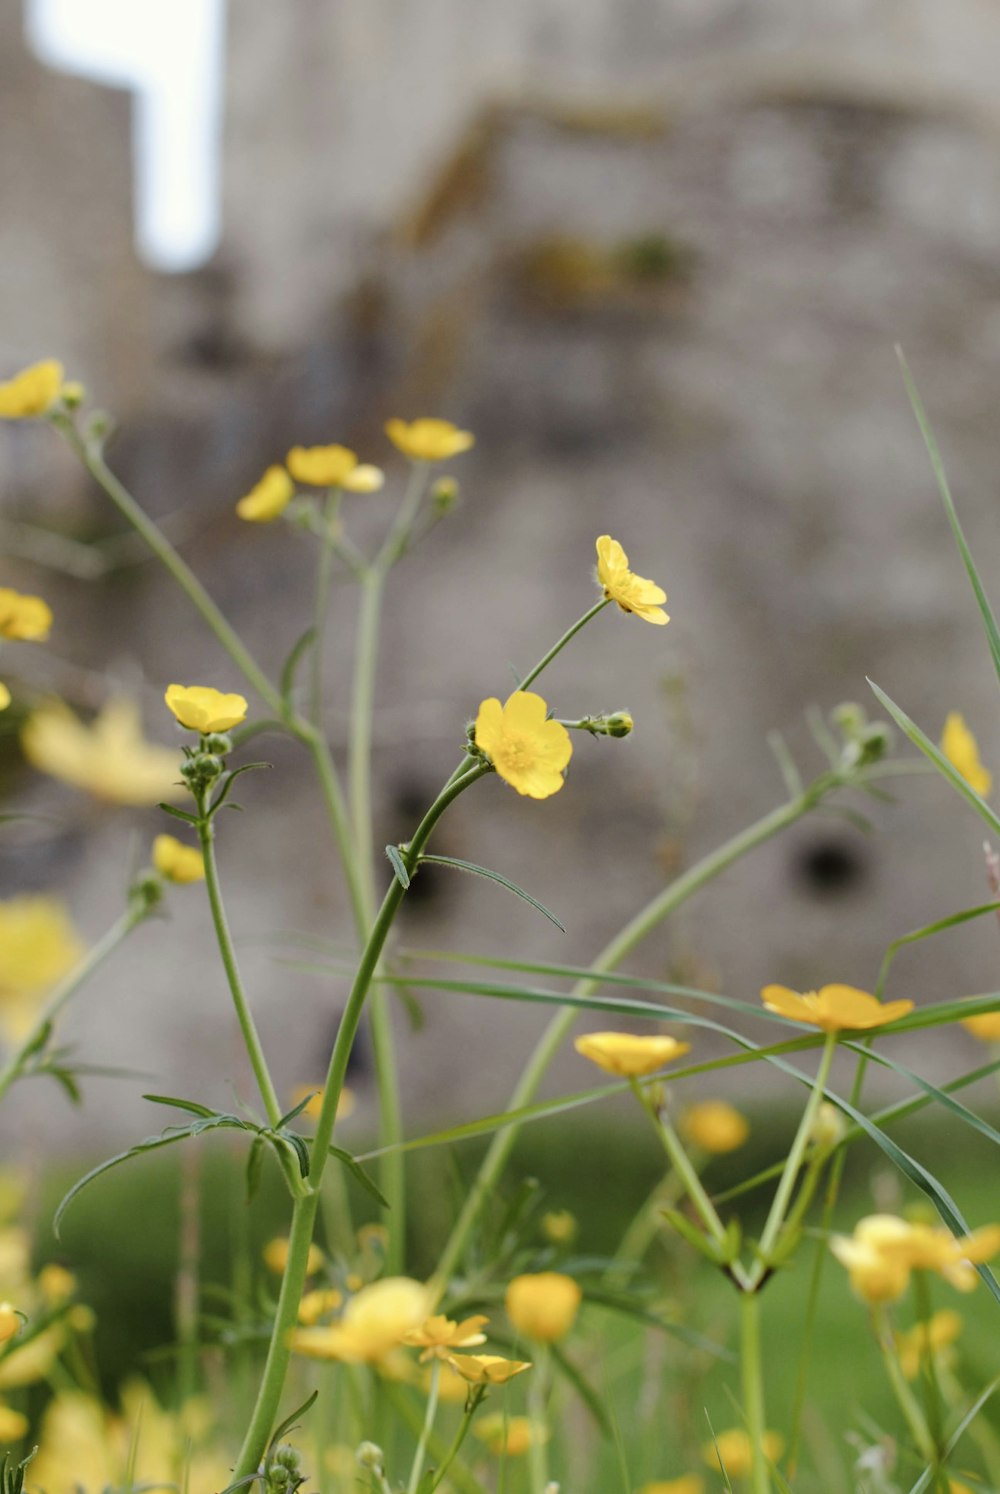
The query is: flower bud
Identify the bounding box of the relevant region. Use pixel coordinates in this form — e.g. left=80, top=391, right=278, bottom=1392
left=431, top=476, right=460, bottom=514
left=356, top=1442, right=385, bottom=1472
left=832, top=702, right=865, bottom=735
left=86, top=410, right=114, bottom=442
left=61, top=381, right=86, bottom=409
left=810, top=1101, right=846, bottom=1150
left=201, top=732, right=233, bottom=756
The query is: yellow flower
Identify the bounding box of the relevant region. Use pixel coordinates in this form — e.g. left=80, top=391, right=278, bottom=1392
left=474, top=691, right=572, bottom=799
left=702, top=1429, right=784, bottom=1478
left=0, top=588, right=52, bottom=642
left=895, top=1309, right=963, bottom=1380
left=0, top=1405, right=27, bottom=1441
left=638, top=1479, right=704, bottom=1494
left=0, top=359, right=63, bottom=418
left=0, top=1305, right=18, bottom=1343
left=474, top=1414, right=546, bottom=1457
left=152, top=834, right=205, bottom=884
left=962, top=1011, right=1000, bottom=1043
left=385, top=418, right=474, bottom=462
left=37, top=1264, right=75, bottom=1305
left=505, top=1273, right=581, bottom=1343
left=236, top=465, right=294, bottom=522
left=541, top=1209, right=577, bottom=1245
left=446, top=1352, right=532, bottom=1385
left=164, top=684, right=248, bottom=734
left=22, top=698, right=181, bottom=805
left=262, top=1238, right=324, bottom=1278
left=942, top=711, right=992, bottom=797
left=574, top=1030, right=691, bottom=1078
left=595, top=535, right=669, bottom=625
left=287, top=444, right=384, bottom=491
left=681, top=1101, right=749, bottom=1154
left=291, top=1278, right=432, bottom=1365
left=832, top=1215, right=1000, bottom=1301
left=0, top=896, right=84, bottom=1043
left=0, top=685, right=9, bottom=712
left=297, top=1288, right=343, bottom=1326
left=761, top=983, right=913, bottom=1033
left=403, top=1313, right=489, bottom=1362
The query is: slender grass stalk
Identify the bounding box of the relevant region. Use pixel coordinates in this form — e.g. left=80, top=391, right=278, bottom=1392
left=874, top=1305, right=937, bottom=1467
left=406, top=1359, right=440, bottom=1494
left=632, top=1080, right=733, bottom=1262
left=739, top=1290, right=771, bottom=1494
left=527, top=1344, right=552, bottom=1494
left=310, top=490, right=341, bottom=728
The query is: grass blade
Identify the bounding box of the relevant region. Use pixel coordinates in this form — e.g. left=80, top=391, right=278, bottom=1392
left=418, top=854, right=565, bottom=932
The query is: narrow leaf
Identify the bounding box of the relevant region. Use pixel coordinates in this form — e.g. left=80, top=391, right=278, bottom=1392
left=275, top=1091, right=319, bottom=1128
left=268, top=1389, right=319, bottom=1454
left=245, top=1137, right=264, bottom=1203
left=143, top=1093, right=217, bottom=1119
left=329, top=1145, right=389, bottom=1208
left=385, top=844, right=410, bottom=889
left=548, top=1342, right=612, bottom=1436
left=418, top=854, right=565, bottom=932
left=280, top=626, right=317, bottom=703
left=157, top=803, right=199, bottom=826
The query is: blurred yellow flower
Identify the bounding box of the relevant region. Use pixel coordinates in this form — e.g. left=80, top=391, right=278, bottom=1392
left=896, top=1309, right=962, bottom=1380
left=0, top=685, right=10, bottom=711
left=702, top=1429, right=784, bottom=1477
left=474, top=691, right=572, bottom=799
left=541, top=1209, right=577, bottom=1245
left=681, top=1101, right=749, bottom=1154
left=297, top=1288, right=343, bottom=1326
left=446, top=1352, right=531, bottom=1385
left=236, top=465, right=295, bottom=522
left=832, top=1214, right=1000, bottom=1301
left=164, top=684, right=247, bottom=734
left=595, top=535, right=669, bottom=625
left=0, top=1405, right=27, bottom=1441
left=287, top=444, right=384, bottom=491
left=962, top=1011, right=1000, bottom=1043
left=403, top=1313, right=489, bottom=1362
left=638, top=1479, right=704, bottom=1494
left=761, top=983, right=912, bottom=1033
left=475, top=1414, right=546, bottom=1457
left=0, top=896, right=84, bottom=1042
left=385, top=418, right=474, bottom=462
left=262, top=1237, right=324, bottom=1278
left=0, top=588, right=52, bottom=642
left=505, top=1273, right=581, bottom=1343
left=152, top=834, right=205, bottom=884
left=574, top=1030, right=691, bottom=1078
left=291, top=1278, right=432, bottom=1365
left=22, top=697, right=181, bottom=806
left=0, top=359, right=63, bottom=418
left=289, top=1082, right=355, bottom=1123
left=942, top=711, right=992, bottom=797
left=0, top=1305, right=19, bottom=1343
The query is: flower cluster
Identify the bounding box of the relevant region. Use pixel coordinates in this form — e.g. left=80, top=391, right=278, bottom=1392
left=831, top=1214, right=1000, bottom=1303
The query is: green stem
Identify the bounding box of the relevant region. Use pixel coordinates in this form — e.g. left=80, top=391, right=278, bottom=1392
left=739, top=1290, right=771, bottom=1494
left=518, top=600, right=610, bottom=691
left=874, top=1305, right=937, bottom=1466
left=0, top=896, right=149, bottom=1106
left=197, top=810, right=282, bottom=1129
left=752, top=1033, right=837, bottom=1281
left=912, top=1270, right=947, bottom=1459
left=527, top=1345, right=552, bottom=1494
left=298, top=726, right=370, bottom=943
left=310, top=490, right=341, bottom=728
left=375, top=462, right=429, bottom=572
left=407, top=1359, right=441, bottom=1494
left=426, top=1388, right=486, bottom=1494
left=349, top=570, right=383, bottom=908
left=54, top=418, right=282, bottom=716
left=632, top=1081, right=730, bottom=1255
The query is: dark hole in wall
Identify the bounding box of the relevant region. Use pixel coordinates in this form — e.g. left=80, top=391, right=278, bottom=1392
left=794, top=836, right=867, bottom=896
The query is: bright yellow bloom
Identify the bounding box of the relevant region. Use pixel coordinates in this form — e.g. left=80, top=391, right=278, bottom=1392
left=236, top=465, right=294, bottom=522
left=22, top=698, right=181, bottom=805
left=0, top=1305, right=18, bottom=1343
left=638, top=1479, right=704, bottom=1494
left=286, top=444, right=385, bottom=491
left=0, top=359, right=63, bottom=418
left=682, top=1101, right=749, bottom=1154
left=574, top=1030, right=691, bottom=1077
left=962, top=1011, right=1000, bottom=1043
left=0, top=685, right=9, bottom=712
left=385, top=418, right=474, bottom=462
left=475, top=1414, right=546, bottom=1457
left=297, top=1288, right=343, bottom=1326
left=761, top=983, right=912, bottom=1033
left=446, top=1352, right=532, bottom=1385
left=403, top=1313, right=489, bottom=1362
left=291, top=1278, right=432, bottom=1365
left=474, top=691, right=572, bottom=799
left=505, top=1273, right=581, bottom=1343
left=832, top=1215, right=1000, bottom=1301
left=896, top=1309, right=962, bottom=1380
left=262, top=1238, right=324, bottom=1278
left=152, top=834, right=205, bottom=884
left=0, top=1405, right=27, bottom=1441
left=702, top=1429, right=784, bottom=1478
left=0, top=588, right=52, bottom=642
left=0, top=896, right=84, bottom=1043
left=37, top=1264, right=75, bottom=1305
left=164, top=684, right=247, bottom=734
left=595, top=535, right=669, bottom=625
left=541, top=1209, right=577, bottom=1245
left=942, top=711, right=992, bottom=797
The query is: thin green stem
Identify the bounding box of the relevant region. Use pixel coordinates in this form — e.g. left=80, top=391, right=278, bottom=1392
left=912, top=1271, right=947, bottom=1460
left=632, top=1081, right=729, bottom=1253
left=527, top=1345, right=551, bottom=1494
left=739, top=1290, right=771, bottom=1494
left=426, top=1388, right=486, bottom=1494
left=874, top=1305, right=937, bottom=1466
left=310, top=490, right=341, bottom=728
left=518, top=600, right=610, bottom=691
left=197, top=809, right=282, bottom=1130
left=349, top=569, right=383, bottom=909
left=752, top=1034, right=837, bottom=1280
left=375, top=462, right=429, bottom=572
left=0, top=896, right=149, bottom=1106
left=407, top=1359, right=441, bottom=1494
left=298, top=726, right=369, bottom=941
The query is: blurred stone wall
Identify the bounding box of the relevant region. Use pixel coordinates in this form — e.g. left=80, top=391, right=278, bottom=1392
left=3, top=0, right=1000, bottom=1158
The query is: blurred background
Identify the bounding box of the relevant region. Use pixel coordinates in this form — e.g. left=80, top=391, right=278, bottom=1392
left=3, top=0, right=1000, bottom=1162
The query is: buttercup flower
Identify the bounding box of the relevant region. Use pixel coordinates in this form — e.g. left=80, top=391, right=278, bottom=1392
left=681, top=1101, right=749, bottom=1154
left=0, top=1304, right=19, bottom=1344
left=961, top=1010, right=1000, bottom=1043
left=164, top=684, right=248, bottom=734
left=0, top=588, right=52, bottom=642
left=895, top=1309, right=962, bottom=1380
left=262, top=1238, right=324, bottom=1278
left=702, top=1429, right=784, bottom=1478
left=0, top=896, right=85, bottom=1042
left=37, top=1264, right=76, bottom=1305
left=236, top=465, right=294, bottom=522
left=505, top=1273, right=581, bottom=1343
left=0, top=685, right=9, bottom=712
left=446, top=1353, right=531, bottom=1385
left=0, top=359, right=63, bottom=418
left=541, top=1210, right=577, bottom=1245
left=403, top=1313, right=489, bottom=1362
left=475, top=1414, right=546, bottom=1457
left=23, top=698, right=181, bottom=805
left=0, top=1405, right=27, bottom=1441
left=574, top=1030, right=691, bottom=1078
left=638, top=1480, right=704, bottom=1494
left=474, top=691, right=572, bottom=799
left=832, top=1214, right=1000, bottom=1301
left=291, top=1278, right=432, bottom=1365
left=385, top=418, right=474, bottom=462
left=761, top=984, right=913, bottom=1033
left=152, top=835, right=205, bottom=885
left=287, top=444, right=384, bottom=492
left=297, top=1289, right=343, bottom=1326
left=941, top=711, right=992, bottom=797
left=595, top=535, right=669, bottom=625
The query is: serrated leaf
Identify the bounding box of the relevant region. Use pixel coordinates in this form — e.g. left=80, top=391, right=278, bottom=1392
left=418, top=854, right=565, bottom=931
left=280, top=626, right=318, bottom=704
left=385, top=844, right=410, bottom=889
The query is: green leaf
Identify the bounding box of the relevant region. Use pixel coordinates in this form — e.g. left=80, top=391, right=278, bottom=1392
left=876, top=899, right=1000, bottom=997
left=275, top=1091, right=319, bottom=1128
left=245, top=1137, right=265, bottom=1204
left=385, top=844, right=410, bottom=889
left=276, top=1129, right=311, bottom=1178
left=898, top=348, right=1000, bottom=689
left=280, top=626, right=317, bottom=704
left=329, top=1145, right=389, bottom=1208
left=661, top=1207, right=721, bottom=1264
left=208, top=761, right=271, bottom=817
left=143, top=1093, right=217, bottom=1119
left=158, top=803, right=199, bottom=826
left=868, top=680, right=1000, bottom=836
left=268, top=1389, right=319, bottom=1457
left=417, top=854, right=565, bottom=932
